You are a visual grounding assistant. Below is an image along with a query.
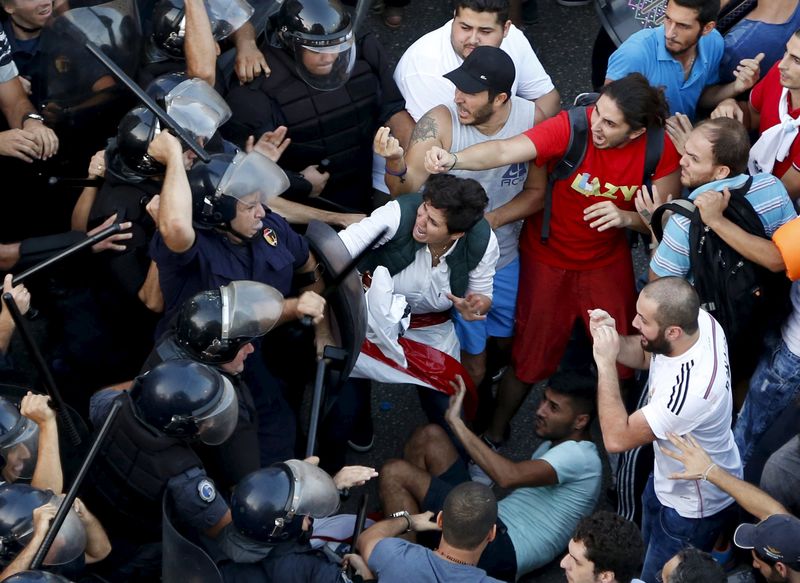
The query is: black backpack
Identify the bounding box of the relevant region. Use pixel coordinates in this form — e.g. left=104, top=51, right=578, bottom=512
left=651, top=176, right=792, bottom=349
left=541, top=94, right=665, bottom=244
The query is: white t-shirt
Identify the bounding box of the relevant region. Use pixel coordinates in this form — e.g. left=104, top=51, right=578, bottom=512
left=393, top=20, right=555, bottom=122
left=641, top=309, right=742, bottom=518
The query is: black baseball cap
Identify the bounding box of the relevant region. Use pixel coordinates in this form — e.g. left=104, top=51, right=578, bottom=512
left=443, top=46, right=515, bottom=96
left=734, top=514, right=800, bottom=570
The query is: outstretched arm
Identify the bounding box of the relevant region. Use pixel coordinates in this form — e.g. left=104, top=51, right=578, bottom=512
left=425, top=133, right=538, bottom=173
left=661, top=432, right=787, bottom=519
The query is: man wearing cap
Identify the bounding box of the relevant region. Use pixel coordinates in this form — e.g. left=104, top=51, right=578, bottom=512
left=393, top=0, right=559, bottom=122
left=735, top=515, right=800, bottom=583
left=374, top=45, right=546, bottom=395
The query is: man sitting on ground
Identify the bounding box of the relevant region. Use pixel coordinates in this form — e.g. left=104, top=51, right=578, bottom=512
left=379, top=370, right=602, bottom=581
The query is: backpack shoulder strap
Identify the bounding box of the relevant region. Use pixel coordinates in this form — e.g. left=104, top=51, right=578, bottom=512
left=643, top=125, right=664, bottom=186
left=651, top=199, right=696, bottom=242
left=541, top=106, right=589, bottom=244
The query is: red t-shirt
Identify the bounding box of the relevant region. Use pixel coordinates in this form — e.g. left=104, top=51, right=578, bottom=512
left=750, top=62, right=800, bottom=179
left=521, top=107, right=680, bottom=270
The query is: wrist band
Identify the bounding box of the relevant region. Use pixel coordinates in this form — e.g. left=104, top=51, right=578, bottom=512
left=385, top=162, right=407, bottom=178
left=404, top=515, right=412, bottom=533
left=447, top=153, right=458, bottom=171
left=701, top=463, right=717, bottom=481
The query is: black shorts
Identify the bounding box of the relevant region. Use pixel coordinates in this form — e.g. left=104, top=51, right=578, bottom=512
left=421, top=460, right=518, bottom=582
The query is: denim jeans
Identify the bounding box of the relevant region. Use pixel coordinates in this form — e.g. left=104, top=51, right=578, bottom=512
left=640, top=475, right=733, bottom=583
left=734, top=340, right=800, bottom=468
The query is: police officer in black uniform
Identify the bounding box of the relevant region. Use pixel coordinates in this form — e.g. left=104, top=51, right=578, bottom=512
left=142, top=280, right=284, bottom=489
left=147, top=131, right=332, bottom=464
left=198, top=460, right=371, bottom=582
left=85, top=359, right=238, bottom=581
left=223, top=0, right=414, bottom=215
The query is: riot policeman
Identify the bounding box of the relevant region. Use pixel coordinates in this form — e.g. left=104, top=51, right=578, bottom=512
left=201, top=461, right=356, bottom=582
left=143, top=280, right=285, bottom=488
left=0, top=484, right=110, bottom=580
left=0, top=393, right=61, bottom=494
left=85, top=359, right=238, bottom=580
left=148, top=133, right=331, bottom=464
left=223, top=0, right=414, bottom=216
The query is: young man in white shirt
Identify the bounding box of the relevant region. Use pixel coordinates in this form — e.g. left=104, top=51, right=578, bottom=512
left=589, top=276, right=742, bottom=583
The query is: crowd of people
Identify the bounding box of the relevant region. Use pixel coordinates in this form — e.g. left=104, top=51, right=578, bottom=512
left=0, top=0, right=797, bottom=580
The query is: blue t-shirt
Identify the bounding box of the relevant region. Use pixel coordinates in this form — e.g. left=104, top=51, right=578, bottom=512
left=497, top=440, right=602, bottom=576
left=651, top=173, right=798, bottom=279
left=369, top=538, right=504, bottom=583
left=720, top=3, right=800, bottom=84
left=606, top=26, right=724, bottom=120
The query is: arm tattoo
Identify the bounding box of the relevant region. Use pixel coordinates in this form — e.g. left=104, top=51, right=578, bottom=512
left=409, top=114, right=439, bottom=146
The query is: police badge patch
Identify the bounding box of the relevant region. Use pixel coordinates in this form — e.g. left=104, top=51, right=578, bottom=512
left=197, top=479, right=216, bottom=503
left=263, top=228, right=278, bottom=246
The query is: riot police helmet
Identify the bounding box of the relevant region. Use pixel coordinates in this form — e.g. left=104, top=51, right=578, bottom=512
left=109, top=106, right=164, bottom=179
left=176, top=281, right=284, bottom=364
left=131, top=360, right=238, bottom=445
left=188, top=151, right=290, bottom=231
left=230, top=460, right=339, bottom=543
left=276, top=0, right=355, bottom=91
left=2, top=571, right=73, bottom=583
left=0, top=485, right=86, bottom=567
left=0, top=397, right=39, bottom=483
left=151, top=0, right=254, bottom=59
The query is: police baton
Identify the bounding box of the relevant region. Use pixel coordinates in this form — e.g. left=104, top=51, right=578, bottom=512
left=47, top=176, right=104, bottom=188
left=1, top=294, right=82, bottom=446
left=344, top=492, right=369, bottom=578
left=12, top=223, right=123, bottom=286
left=30, top=398, right=122, bottom=570
left=305, top=345, right=347, bottom=458
left=84, top=41, right=211, bottom=163
left=300, top=226, right=387, bottom=327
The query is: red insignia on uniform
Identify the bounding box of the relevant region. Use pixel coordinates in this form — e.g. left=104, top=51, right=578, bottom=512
left=263, top=228, right=278, bottom=246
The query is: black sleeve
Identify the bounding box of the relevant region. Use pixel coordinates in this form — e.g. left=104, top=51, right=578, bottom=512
left=357, top=33, right=406, bottom=125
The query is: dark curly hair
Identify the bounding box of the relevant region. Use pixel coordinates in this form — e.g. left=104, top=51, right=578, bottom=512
left=423, top=174, right=489, bottom=233
left=573, top=511, right=645, bottom=583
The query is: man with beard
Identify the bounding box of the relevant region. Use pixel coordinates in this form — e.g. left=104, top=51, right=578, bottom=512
left=588, top=277, right=742, bottom=583
left=712, top=29, right=800, bottom=200
left=605, top=0, right=763, bottom=121
left=378, top=371, right=602, bottom=581
left=374, top=45, right=546, bottom=393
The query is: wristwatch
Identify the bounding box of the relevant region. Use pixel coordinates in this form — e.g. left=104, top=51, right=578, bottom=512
left=22, top=112, right=45, bottom=124
left=389, top=510, right=412, bottom=533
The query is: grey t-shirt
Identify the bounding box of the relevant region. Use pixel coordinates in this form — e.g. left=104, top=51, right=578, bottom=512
left=368, top=537, right=503, bottom=583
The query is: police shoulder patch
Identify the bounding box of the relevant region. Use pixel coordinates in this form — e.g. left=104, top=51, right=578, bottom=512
left=197, top=479, right=216, bottom=503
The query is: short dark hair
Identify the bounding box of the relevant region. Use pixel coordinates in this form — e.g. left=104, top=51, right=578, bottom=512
left=487, top=87, right=510, bottom=105
left=642, top=277, right=700, bottom=335
left=573, top=512, right=645, bottom=583
left=600, top=73, right=670, bottom=132
left=548, top=370, right=597, bottom=424
left=441, top=481, right=497, bottom=550
left=670, top=0, right=720, bottom=27
left=423, top=174, right=489, bottom=233
left=694, top=118, right=750, bottom=175
left=454, top=0, right=509, bottom=25
left=671, top=548, right=726, bottom=583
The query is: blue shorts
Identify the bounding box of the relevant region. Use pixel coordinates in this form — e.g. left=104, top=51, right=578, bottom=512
left=453, top=256, right=519, bottom=355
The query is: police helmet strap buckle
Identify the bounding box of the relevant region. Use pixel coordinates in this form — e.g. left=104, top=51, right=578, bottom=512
left=270, top=517, right=285, bottom=538
left=164, top=414, right=197, bottom=436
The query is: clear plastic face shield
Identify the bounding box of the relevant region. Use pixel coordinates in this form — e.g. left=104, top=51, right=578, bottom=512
left=17, top=495, right=88, bottom=566
left=205, top=0, right=254, bottom=41
left=0, top=419, right=39, bottom=483
left=220, top=281, right=284, bottom=342
left=193, top=375, right=238, bottom=445
left=282, top=460, right=340, bottom=519
left=165, top=78, right=232, bottom=141
left=287, top=29, right=356, bottom=91
left=216, top=151, right=291, bottom=206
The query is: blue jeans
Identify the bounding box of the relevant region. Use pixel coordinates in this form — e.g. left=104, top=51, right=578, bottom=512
left=734, top=339, right=800, bottom=468
left=640, top=475, right=733, bottom=583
